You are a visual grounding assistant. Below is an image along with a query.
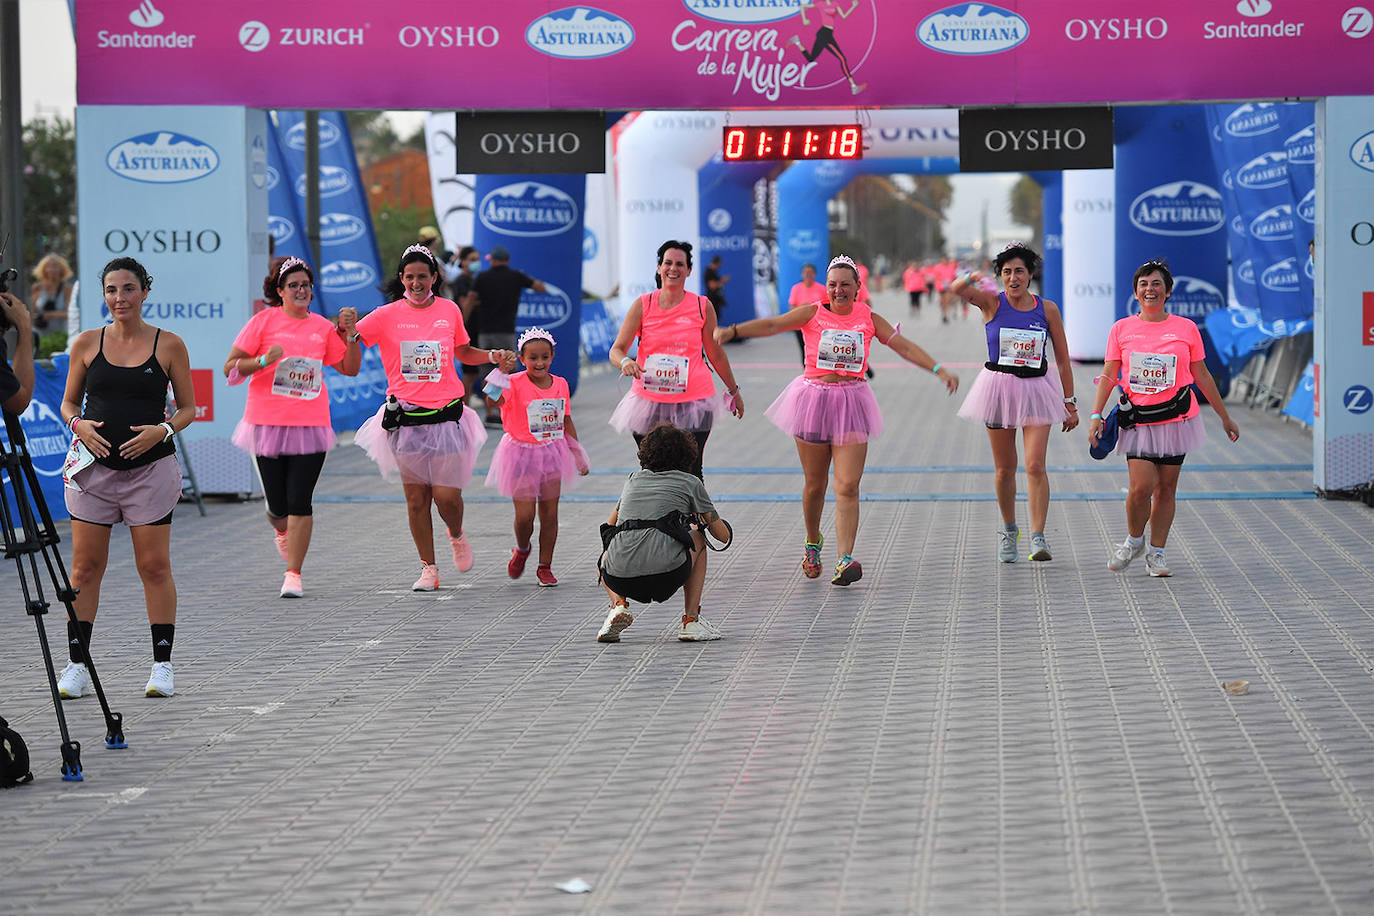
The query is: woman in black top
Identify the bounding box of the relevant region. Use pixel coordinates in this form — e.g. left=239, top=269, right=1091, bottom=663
left=58, top=258, right=196, bottom=700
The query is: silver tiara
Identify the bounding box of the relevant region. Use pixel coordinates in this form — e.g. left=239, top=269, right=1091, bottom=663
left=278, top=256, right=307, bottom=276
left=517, top=327, right=556, bottom=351
left=828, top=254, right=858, bottom=271
left=999, top=241, right=1029, bottom=254
left=403, top=243, right=436, bottom=264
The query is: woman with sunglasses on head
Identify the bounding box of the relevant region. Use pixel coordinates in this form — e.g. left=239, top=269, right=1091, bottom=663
left=1088, top=259, right=1240, bottom=577
left=354, top=244, right=517, bottom=591
left=715, top=254, right=958, bottom=586
left=951, top=242, right=1078, bottom=564
left=223, top=256, right=361, bottom=598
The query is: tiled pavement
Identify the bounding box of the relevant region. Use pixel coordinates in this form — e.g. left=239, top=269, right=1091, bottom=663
left=3, top=291, right=1372, bottom=914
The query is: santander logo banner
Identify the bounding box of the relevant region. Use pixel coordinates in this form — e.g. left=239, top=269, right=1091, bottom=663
left=75, top=0, right=1369, bottom=108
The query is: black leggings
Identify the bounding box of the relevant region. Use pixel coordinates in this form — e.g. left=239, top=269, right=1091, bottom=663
left=632, top=429, right=710, bottom=480
left=803, top=26, right=857, bottom=83
left=256, top=452, right=327, bottom=518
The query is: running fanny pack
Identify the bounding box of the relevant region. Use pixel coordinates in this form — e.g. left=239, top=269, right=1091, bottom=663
left=984, top=360, right=1048, bottom=378
left=1117, top=386, right=1193, bottom=429
left=381, top=397, right=464, bottom=431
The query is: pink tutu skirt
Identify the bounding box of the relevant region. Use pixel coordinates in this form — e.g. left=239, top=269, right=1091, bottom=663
left=956, top=368, right=1068, bottom=429
left=484, top=434, right=590, bottom=500
left=231, top=421, right=337, bottom=458
left=354, top=403, right=487, bottom=488
left=764, top=376, right=884, bottom=445
left=608, top=388, right=724, bottom=435
left=1118, top=413, right=1207, bottom=459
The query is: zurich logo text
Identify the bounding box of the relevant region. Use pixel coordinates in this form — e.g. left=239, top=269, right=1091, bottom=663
left=707, top=207, right=732, bottom=233
left=917, top=3, right=1029, bottom=55
left=1128, top=181, right=1225, bottom=236
left=517, top=282, right=574, bottom=329
left=106, top=132, right=220, bottom=184
left=681, top=0, right=804, bottom=25
left=479, top=182, right=579, bottom=238
left=527, top=7, right=634, bottom=59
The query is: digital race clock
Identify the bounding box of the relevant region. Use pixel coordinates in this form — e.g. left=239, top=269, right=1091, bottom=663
left=722, top=125, right=863, bottom=162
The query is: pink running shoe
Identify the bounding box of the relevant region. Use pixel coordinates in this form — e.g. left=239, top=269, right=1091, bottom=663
left=508, top=546, right=531, bottom=579
left=448, top=531, right=474, bottom=573
left=280, top=570, right=303, bottom=598
left=536, top=565, right=558, bottom=587
left=412, top=564, right=440, bottom=591
left=274, top=529, right=289, bottom=561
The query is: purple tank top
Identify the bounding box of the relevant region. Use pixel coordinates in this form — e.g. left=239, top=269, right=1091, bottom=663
left=984, top=293, right=1049, bottom=369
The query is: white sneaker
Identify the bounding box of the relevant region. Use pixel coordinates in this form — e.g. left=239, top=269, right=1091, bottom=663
left=596, top=604, right=634, bottom=643
left=412, top=564, right=440, bottom=591
left=1146, top=551, right=1172, bottom=578
left=678, top=615, right=723, bottom=642
left=280, top=570, right=303, bottom=598
left=58, top=661, right=91, bottom=699
left=145, top=661, right=175, bottom=698
left=1108, top=540, right=1145, bottom=572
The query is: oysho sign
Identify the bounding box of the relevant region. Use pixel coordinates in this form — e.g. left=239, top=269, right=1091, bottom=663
left=478, top=181, right=580, bottom=237
left=959, top=106, right=1112, bottom=172
left=107, top=131, right=220, bottom=183
left=456, top=111, right=605, bottom=174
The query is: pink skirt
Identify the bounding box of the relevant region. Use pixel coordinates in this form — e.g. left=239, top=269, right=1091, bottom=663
left=354, top=403, right=487, bottom=488
left=608, top=388, right=724, bottom=435
left=957, top=368, right=1069, bottom=429
left=231, top=421, right=337, bottom=458
left=764, top=376, right=884, bottom=446
left=484, top=434, right=590, bottom=500
left=1118, top=413, right=1207, bottom=458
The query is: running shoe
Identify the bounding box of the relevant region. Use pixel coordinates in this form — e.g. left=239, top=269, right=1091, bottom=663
left=57, top=661, right=91, bottom=699
left=412, top=563, right=440, bottom=591
left=1146, top=551, right=1171, bottom=578
left=1108, top=540, right=1146, bottom=572
left=802, top=536, right=824, bottom=579
left=280, top=570, right=303, bottom=598
left=998, top=526, right=1019, bottom=563
left=536, top=565, right=558, bottom=587
left=831, top=555, right=863, bottom=586
left=273, top=529, right=289, bottom=561
left=1029, top=533, right=1052, bottom=562
left=507, top=546, right=531, bottom=579
left=448, top=530, right=474, bottom=573
left=145, top=661, right=175, bottom=698
left=597, top=604, right=634, bottom=643
left=678, top=615, right=723, bottom=641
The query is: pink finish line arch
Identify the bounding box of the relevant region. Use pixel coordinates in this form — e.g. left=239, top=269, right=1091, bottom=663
left=77, top=1, right=1373, bottom=109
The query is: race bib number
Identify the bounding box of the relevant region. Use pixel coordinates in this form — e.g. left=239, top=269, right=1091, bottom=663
left=271, top=356, right=324, bottom=400
left=997, top=327, right=1046, bottom=367
left=526, top=397, right=566, bottom=441
left=1128, top=351, right=1178, bottom=395
left=816, top=328, right=865, bottom=373
left=642, top=353, right=690, bottom=395
left=400, top=340, right=444, bottom=383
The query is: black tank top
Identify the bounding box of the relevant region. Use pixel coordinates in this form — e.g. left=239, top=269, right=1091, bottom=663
left=85, top=328, right=176, bottom=470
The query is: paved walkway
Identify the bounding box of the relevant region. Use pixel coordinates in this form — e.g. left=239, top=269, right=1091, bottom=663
left=3, top=290, right=1372, bottom=914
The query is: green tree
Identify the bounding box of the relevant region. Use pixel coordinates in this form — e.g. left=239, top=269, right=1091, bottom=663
left=1009, top=175, right=1042, bottom=251
left=22, top=116, right=77, bottom=270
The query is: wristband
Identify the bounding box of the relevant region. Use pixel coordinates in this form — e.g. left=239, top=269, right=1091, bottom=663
left=257, top=354, right=269, bottom=368
left=731, top=324, right=740, bottom=341
left=931, top=363, right=943, bottom=374
left=727, top=386, right=739, bottom=395
left=160, top=421, right=175, bottom=442
left=68, top=415, right=81, bottom=432
left=488, top=349, right=497, bottom=363
left=619, top=355, right=635, bottom=369
left=1090, top=412, right=1103, bottom=420
left=347, top=332, right=361, bottom=344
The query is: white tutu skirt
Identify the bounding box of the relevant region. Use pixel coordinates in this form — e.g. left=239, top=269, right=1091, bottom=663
left=764, top=376, right=884, bottom=446
left=484, top=434, right=590, bottom=500
left=608, top=388, right=724, bottom=435
left=957, top=368, right=1068, bottom=429
left=354, top=403, right=487, bottom=488
left=1118, top=413, right=1207, bottom=459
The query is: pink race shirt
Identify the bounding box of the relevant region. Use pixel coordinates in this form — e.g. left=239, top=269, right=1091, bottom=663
left=631, top=291, right=716, bottom=404
left=802, top=301, right=875, bottom=380
left=356, top=297, right=471, bottom=407
left=788, top=281, right=824, bottom=308
left=499, top=370, right=571, bottom=444
left=1106, top=313, right=1205, bottom=417
left=903, top=268, right=925, bottom=292
left=234, top=307, right=346, bottom=427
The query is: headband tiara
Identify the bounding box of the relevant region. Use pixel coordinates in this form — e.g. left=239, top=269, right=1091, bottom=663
left=402, top=243, right=436, bottom=265
left=828, top=254, right=858, bottom=272
left=277, top=256, right=307, bottom=277
left=517, top=327, right=556, bottom=351
left=999, top=240, right=1029, bottom=254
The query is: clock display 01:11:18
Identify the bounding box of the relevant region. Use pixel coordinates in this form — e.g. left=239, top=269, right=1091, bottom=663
left=722, top=126, right=863, bottom=161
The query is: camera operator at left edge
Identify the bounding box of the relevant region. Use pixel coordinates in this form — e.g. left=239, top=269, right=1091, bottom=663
left=0, top=288, right=35, bottom=414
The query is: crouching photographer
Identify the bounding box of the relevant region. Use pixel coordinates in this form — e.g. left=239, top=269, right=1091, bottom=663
left=596, top=422, right=733, bottom=644
left=0, top=285, right=36, bottom=414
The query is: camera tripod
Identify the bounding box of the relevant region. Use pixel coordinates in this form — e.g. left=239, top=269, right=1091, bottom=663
left=2, top=410, right=127, bottom=782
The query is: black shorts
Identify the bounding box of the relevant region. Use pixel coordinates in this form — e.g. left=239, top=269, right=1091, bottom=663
left=1126, top=453, right=1186, bottom=467
left=600, top=558, right=691, bottom=604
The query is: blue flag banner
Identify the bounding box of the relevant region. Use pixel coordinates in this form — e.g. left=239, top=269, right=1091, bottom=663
left=472, top=174, right=586, bottom=395
left=1204, top=102, right=1313, bottom=324
left=579, top=299, right=618, bottom=365
left=272, top=112, right=385, bottom=320
left=1, top=355, right=74, bottom=523
left=1282, top=359, right=1315, bottom=426
left=266, top=126, right=308, bottom=267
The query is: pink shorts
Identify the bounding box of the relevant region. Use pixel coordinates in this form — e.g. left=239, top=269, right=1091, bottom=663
left=64, top=454, right=182, bottom=527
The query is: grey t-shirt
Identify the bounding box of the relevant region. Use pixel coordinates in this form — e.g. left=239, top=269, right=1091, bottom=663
left=601, top=469, right=718, bottom=577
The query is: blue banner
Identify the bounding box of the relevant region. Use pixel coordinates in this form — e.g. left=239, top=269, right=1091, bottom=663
left=472, top=175, right=585, bottom=394
left=579, top=299, right=618, bottom=365
left=1, top=355, right=74, bottom=523
left=1031, top=171, right=1063, bottom=309
left=699, top=156, right=773, bottom=323
left=1204, top=102, right=1313, bottom=324
left=266, top=126, right=308, bottom=267
left=272, top=111, right=385, bottom=320
left=1282, top=359, right=1315, bottom=426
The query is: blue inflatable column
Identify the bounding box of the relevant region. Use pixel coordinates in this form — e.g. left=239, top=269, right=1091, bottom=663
left=1032, top=171, right=1063, bottom=309
left=698, top=157, right=772, bottom=323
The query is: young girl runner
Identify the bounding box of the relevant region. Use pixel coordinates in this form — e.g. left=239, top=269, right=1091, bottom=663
left=484, top=328, right=590, bottom=586
left=354, top=244, right=517, bottom=591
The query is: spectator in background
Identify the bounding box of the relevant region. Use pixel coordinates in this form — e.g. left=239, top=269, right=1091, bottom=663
left=903, top=260, right=927, bottom=312
left=703, top=255, right=728, bottom=320
left=449, top=246, right=484, bottom=402
left=0, top=291, right=35, bottom=414
left=30, top=253, right=74, bottom=343
left=419, top=225, right=451, bottom=299
left=472, top=245, right=546, bottom=426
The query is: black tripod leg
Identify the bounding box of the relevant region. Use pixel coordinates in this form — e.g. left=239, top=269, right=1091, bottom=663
left=26, top=580, right=84, bottom=781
